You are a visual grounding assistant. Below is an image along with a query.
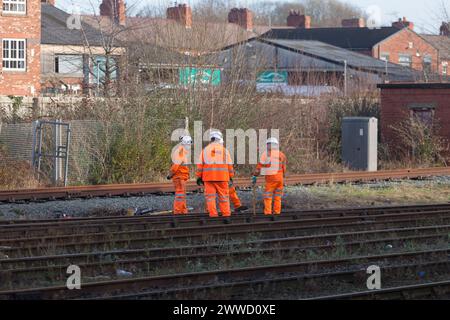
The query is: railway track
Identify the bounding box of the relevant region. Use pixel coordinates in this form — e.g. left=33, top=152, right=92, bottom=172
left=1, top=167, right=449, bottom=203
left=0, top=203, right=448, bottom=300
left=1, top=213, right=449, bottom=257
left=1, top=248, right=448, bottom=299
left=312, top=280, right=450, bottom=300
left=102, top=260, right=450, bottom=300
left=1, top=224, right=447, bottom=269
left=2, top=232, right=446, bottom=288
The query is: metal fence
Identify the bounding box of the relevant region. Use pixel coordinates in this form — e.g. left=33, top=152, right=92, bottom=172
left=0, top=120, right=103, bottom=186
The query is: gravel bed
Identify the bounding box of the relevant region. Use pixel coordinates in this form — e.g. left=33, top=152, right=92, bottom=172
left=1, top=176, right=450, bottom=220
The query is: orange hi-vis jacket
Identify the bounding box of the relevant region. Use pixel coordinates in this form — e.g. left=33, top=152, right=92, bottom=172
left=256, top=149, right=287, bottom=182
left=196, top=142, right=234, bottom=182
left=170, top=145, right=190, bottom=180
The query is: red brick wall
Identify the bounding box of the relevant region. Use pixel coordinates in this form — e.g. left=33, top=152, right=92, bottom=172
left=0, top=0, right=41, bottom=96
left=373, top=29, right=439, bottom=73
left=380, top=86, right=450, bottom=151
left=228, top=8, right=253, bottom=31
left=166, top=4, right=192, bottom=29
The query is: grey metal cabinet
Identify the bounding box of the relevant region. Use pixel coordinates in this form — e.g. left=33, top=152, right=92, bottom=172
left=341, top=117, right=378, bottom=171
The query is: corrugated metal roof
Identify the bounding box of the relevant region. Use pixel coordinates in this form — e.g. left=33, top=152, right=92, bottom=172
left=262, top=27, right=401, bottom=50
left=261, top=39, right=419, bottom=81
left=41, top=4, right=108, bottom=47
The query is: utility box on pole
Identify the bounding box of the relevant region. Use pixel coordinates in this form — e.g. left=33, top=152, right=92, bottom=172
left=341, top=117, right=378, bottom=171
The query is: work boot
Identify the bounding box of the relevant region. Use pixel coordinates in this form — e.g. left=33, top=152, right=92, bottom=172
left=234, top=205, right=249, bottom=213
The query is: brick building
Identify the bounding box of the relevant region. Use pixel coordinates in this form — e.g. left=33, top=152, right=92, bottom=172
left=378, top=82, right=450, bottom=152
left=0, top=0, right=125, bottom=98
left=0, top=0, right=41, bottom=96
left=422, top=23, right=450, bottom=78
left=263, top=16, right=440, bottom=76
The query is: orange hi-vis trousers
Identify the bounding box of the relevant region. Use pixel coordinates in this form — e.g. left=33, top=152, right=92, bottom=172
left=263, top=180, right=283, bottom=215
left=229, top=186, right=241, bottom=209
left=173, top=179, right=188, bottom=214
left=204, top=181, right=231, bottom=217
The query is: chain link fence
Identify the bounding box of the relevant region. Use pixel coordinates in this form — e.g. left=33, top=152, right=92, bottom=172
left=0, top=120, right=104, bottom=186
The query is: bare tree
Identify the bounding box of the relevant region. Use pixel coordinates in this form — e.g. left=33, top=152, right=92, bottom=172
left=250, top=0, right=364, bottom=27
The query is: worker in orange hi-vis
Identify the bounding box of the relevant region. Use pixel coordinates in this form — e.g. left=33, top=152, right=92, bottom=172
left=229, top=185, right=248, bottom=213
left=252, top=137, right=287, bottom=215
left=196, top=130, right=234, bottom=218
left=167, top=136, right=192, bottom=215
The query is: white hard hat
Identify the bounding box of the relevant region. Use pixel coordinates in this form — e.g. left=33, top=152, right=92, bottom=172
left=210, top=130, right=223, bottom=142
left=266, top=137, right=279, bottom=145
left=181, top=136, right=193, bottom=145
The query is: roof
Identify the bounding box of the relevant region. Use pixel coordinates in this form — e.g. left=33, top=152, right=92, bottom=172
left=81, top=14, right=271, bottom=53
left=262, top=27, right=402, bottom=51
left=41, top=4, right=110, bottom=47
left=377, top=82, right=450, bottom=89
left=421, top=34, right=450, bottom=60
left=261, top=39, right=419, bottom=80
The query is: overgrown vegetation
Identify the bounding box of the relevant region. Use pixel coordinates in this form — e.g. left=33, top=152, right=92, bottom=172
left=0, top=144, right=39, bottom=190
left=390, top=117, right=448, bottom=166
left=0, top=0, right=447, bottom=189
left=323, top=93, right=380, bottom=162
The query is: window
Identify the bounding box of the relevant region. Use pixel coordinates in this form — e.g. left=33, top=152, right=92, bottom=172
left=2, top=0, right=26, bottom=14
left=422, top=55, right=433, bottom=75
left=443, top=62, right=448, bottom=76
left=2, top=39, right=26, bottom=71
left=398, top=54, right=412, bottom=67
left=412, top=109, right=433, bottom=127
left=54, top=55, right=83, bottom=75
left=380, top=53, right=390, bottom=62
left=409, top=104, right=435, bottom=127
left=92, top=56, right=118, bottom=84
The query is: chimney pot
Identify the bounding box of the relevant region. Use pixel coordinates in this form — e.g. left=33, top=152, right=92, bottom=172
left=392, top=17, right=414, bottom=30
left=440, top=22, right=450, bottom=36
left=100, top=0, right=126, bottom=26
left=287, top=11, right=311, bottom=28
left=167, top=3, right=193, bottom=29
left=341, top=18, right=365, bottom=28
left=228, top=7, right=253, bottom=31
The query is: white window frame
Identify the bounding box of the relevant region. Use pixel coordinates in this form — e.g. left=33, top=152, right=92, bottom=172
left=443, top=62, right=448, bottom=76
left=2, top=39, right=27, bottom=71
left=380, top=53, right=390, bottom=62
left=2, top=0, right=27, bottom=14
left=398, top=54, right=412, bottom=68
left=54, top=54, right=84, bottom=76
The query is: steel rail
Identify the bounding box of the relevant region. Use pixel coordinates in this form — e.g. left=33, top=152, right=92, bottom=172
left=1, top=215, right=449, bottom=258
left=0, top=248, right=448, bottom=300
left=1, top=232, right=446, bottom=286
left=310, top=280, right=450, bottom=300
left=2, top=205, right=450, bottom=241
left=98, top=260, right=450, bottom=300
left=1, top=210, right=449, bottom=251
left=2, top=224, right=447, bottom=269
left=1, top=167, right=450, bottom=203
left=2, top=203, right=450, bottom=233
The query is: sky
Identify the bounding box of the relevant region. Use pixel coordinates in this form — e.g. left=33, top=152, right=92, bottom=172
left=58, top=0, right=448, bottom=34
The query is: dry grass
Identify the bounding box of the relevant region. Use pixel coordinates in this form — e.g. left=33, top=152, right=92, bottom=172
left=0, top=161, right=40, bottom=190
left=306, top=182, right=450, bottom=207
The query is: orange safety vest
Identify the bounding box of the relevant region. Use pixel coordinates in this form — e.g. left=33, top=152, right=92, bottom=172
left=170, top=145, right=190, bottom=180
left=256, top=149, right=286, bottom=182
left=196, top=142, right=234, bottom=182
